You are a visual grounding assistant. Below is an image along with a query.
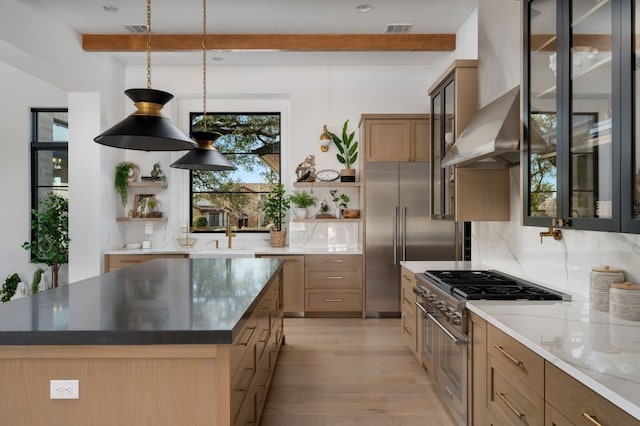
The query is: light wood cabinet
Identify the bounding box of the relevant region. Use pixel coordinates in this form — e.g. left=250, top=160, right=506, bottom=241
left=545, top=362, right=639, bottom=426
left=104, top=253, right=188, bottom=272
left=400, top=266, right=420, bottom=363
left=429, top=60, right=509, bottom=222
left=304, top=254, right=363, bottom=316
left=360, top=114, right=431, bottom=162
left=257, top=254, right=305, bottom=315
left=487, top=324, right=544, bottom=425
left=469, top=312, right=487, bottom=426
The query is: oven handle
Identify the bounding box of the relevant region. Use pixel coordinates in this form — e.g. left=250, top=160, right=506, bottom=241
left=415, top=301, right=428, bottom=314
left=426, top=311, right=469, bottom=345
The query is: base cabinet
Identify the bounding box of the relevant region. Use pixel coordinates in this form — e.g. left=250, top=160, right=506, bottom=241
left=400, top=266, right=420, bottom=363
left=104, top=253, right=188, bottom=272
left=545, top=362, right=639, bottom=426
left=469, top=312, right=487, bottom=426
left=304, top=254, right=363, bottom=316
left=257, top=255, right=304, bottom=315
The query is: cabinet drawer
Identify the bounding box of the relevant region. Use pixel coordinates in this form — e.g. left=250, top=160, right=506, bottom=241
left=545, top=402, right=573, bottom=426
left=545, top=362, right=640, bottom=426
left=305, top=254, right=362, bottom=268
left=306, top=269, right=362, bottom=289
left=305, top=289, right=362, bottom=311
left=104, top=253, right=187, bottom=272
left=488, top=354, right=544, bottom=426
left=488, top=324, right=544, bottom=397
left=230, top=312, right=258, bottom=377
left=231, top=342, right=257, bottom=422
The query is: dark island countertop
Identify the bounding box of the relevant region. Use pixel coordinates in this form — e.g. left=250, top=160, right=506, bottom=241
left=0, top=258, right=282, bottom=346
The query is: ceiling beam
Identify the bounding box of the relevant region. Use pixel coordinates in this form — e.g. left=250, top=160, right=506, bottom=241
left=82, top=33, right=456, bottom=52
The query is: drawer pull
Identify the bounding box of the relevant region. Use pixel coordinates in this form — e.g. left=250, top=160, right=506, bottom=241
left=327, top=259, right=344, bottom=263
left=582, top=412, right=603, bottom=426
left=237, top=326, right=257, bottom=346
left=403, top=326, right=413, bottom=337
left=322, top=298, right=344, bottom=302
left=493, top=345, right=524, bottom=368
left=236, top=367, right=255, bottom=392
left=496, top=392, right=525, bottom=419
left=323, top=276, right=344, bottom=280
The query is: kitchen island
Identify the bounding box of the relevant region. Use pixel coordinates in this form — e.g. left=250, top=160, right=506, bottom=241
left=0, top=257, right=284, bottom=425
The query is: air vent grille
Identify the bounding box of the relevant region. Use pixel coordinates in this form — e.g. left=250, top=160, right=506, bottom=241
left=123, top=25, right=148, bottom=34
left=385, top=24, right=414, bottom=34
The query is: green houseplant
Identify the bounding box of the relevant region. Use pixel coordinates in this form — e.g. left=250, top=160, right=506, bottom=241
left=22, top=193, right=69, bottom=288
left=114, top=161, right=139, bottom=208
left=262, top=184, right=290, bottom=247
left=1, top=273, right=22, bottom=302
left=328, top=119, right=359, bottom=182
left=288, top=190, right=316, bottom=219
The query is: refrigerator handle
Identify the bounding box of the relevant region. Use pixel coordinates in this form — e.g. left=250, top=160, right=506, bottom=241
left=402, top=206, right=407, bottom=261
left=392, top=206, right=398, bottom=265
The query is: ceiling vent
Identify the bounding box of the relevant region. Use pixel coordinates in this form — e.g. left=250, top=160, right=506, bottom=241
left=385, top=24, right=414, bottom=34
left=123, top=25, right=148, bottom=34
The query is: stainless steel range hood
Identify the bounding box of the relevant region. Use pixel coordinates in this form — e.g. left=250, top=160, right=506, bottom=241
left=441, top=86, right=520, bottom=168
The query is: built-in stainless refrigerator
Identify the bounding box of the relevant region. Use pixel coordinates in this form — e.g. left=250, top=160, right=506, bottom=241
left=365, top=162, right=457, bottom=316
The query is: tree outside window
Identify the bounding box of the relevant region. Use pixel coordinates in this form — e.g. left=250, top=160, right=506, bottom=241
left=190, top=113, right=281, bottom=232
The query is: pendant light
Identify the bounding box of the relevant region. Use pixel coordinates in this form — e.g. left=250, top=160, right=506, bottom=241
left=94, top=0, right=197, bottom=151
left=171, top=0, right=236, bottom=171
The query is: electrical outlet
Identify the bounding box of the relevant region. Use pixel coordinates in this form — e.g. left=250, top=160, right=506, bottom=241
left=50, top=380, right=79, bottom=399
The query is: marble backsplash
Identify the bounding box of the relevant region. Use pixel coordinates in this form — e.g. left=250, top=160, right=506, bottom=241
left=472, top=168, right=640, bottom=300
left=288, top=221, right=361, bottom=251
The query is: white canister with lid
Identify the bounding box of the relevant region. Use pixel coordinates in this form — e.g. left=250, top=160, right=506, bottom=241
left=610, top=282, right=640, bottom=321
left=590, top=265, right=624, bottom=312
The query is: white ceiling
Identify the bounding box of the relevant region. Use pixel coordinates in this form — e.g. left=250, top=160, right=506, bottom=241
left=21, top=0, right=477, bottom=66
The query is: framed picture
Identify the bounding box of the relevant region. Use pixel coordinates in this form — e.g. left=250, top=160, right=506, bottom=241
left=133, top=194, right=156, bottom=218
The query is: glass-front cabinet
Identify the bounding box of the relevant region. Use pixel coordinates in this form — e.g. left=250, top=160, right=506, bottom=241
left=524, top=0, right=640, bottom=233
left=524, top=0, right=621, bottom=231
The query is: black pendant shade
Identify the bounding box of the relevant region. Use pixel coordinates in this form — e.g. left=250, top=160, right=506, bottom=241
left=171, top=131, right=237, bottom=171
left=94, top=88, right=198, bottom=151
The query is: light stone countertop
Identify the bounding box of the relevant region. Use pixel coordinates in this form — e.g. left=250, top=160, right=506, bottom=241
left=401, top=260, right=640, bottom=420
left=106, top=246, right=362, bottom=256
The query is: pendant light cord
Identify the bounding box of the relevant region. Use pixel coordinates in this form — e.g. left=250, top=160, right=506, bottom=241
left=146, top=0, right=152, bottom=89
left=202, top=0, right=208, bottom=132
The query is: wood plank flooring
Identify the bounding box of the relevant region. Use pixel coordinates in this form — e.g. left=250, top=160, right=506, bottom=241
left=260, top=318, right=456, bottom=425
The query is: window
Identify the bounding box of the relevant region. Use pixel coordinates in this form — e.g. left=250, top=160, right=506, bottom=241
left=30, top=108, right=69, bottom=211
left=189, top=112, right=281, bottom=232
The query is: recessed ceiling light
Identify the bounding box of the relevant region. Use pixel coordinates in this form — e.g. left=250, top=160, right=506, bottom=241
left=356, top=4, right=373, bottom=13
left=103, top=4, right=119, bottom=13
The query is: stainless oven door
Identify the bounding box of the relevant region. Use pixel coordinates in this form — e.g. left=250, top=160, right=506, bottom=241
left=415, top=301, right=435, bottom=375
left=428, top=311, right=468, bottom=426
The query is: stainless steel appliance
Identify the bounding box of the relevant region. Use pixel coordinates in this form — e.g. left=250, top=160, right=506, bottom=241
left=414, top=269, right=570, bottom=426
left=364, top=162, right=457, bottom=316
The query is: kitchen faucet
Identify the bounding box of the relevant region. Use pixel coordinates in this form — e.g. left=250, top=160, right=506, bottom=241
left=226, top=212, right=236, bottom=248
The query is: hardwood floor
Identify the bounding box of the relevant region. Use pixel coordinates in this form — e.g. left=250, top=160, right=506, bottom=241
left=260, top=318, right=456, bottom=425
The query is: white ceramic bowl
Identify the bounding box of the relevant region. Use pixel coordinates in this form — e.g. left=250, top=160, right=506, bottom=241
left=125, top=242, right=142, bottom=250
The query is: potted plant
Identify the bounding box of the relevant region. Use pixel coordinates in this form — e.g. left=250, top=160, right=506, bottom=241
left=1, top=273, right=21, bottom=302
left=330, top=189, right=352, bottom=219
left=22, top=193, right=69, bottom=288
left=328, top=119, right=359, bottom=182
left=114, top=161, right=139, bottom=208
left=288, top=190, right=317, bottom=219
left=262, top=184, right=290, bottom=247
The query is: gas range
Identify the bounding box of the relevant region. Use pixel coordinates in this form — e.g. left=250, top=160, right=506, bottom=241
left=413, top=269, right=570, bottom=337
left=422, top=270, right=571, bottom=301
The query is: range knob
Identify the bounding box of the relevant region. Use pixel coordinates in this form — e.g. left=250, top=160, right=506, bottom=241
left=452, top=317, right=461, bottom=325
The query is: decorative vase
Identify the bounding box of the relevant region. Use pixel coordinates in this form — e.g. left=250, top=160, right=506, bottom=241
left=340, top=168, right=356, bottom=182
left=342, top=209, right=360, bottom=219
left=293, top=207, right=308, bottom=219
left=270, top=228, right=287, bottom=247
left=127, top=165, right=140, bottom=182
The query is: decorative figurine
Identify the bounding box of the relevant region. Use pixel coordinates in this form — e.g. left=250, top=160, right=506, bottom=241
left=295, top=155, right=316, bottom=182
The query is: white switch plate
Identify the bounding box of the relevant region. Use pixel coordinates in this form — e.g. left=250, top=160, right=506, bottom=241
left=50, top=380, right=79, bottom=399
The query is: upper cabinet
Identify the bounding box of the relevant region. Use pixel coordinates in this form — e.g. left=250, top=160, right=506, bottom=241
left=429, top=60, right=510, bottom=221
left=360, top=114, right=431, bottom=162
left=523, top=0, right=640, bottom=233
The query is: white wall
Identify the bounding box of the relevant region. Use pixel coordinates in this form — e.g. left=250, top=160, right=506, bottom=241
left=0, top=61, right=67, bottom=284
left=473, top=0, right=640, bottom=299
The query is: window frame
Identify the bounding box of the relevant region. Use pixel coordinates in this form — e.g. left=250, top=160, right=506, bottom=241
left=188, top=111, right=282, bottom=234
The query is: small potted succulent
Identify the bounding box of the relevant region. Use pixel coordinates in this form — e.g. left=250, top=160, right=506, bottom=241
left=288, top=190, right=317, bottom=219
left=328, top=120, right=359, bottom=182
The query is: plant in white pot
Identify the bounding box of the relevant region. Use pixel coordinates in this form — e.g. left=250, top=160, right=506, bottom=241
left=262, top=184, right=291, bottom=247
left=288, top=191, right=317, bottom=219
left=328, top=119, right=359, bottom=182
